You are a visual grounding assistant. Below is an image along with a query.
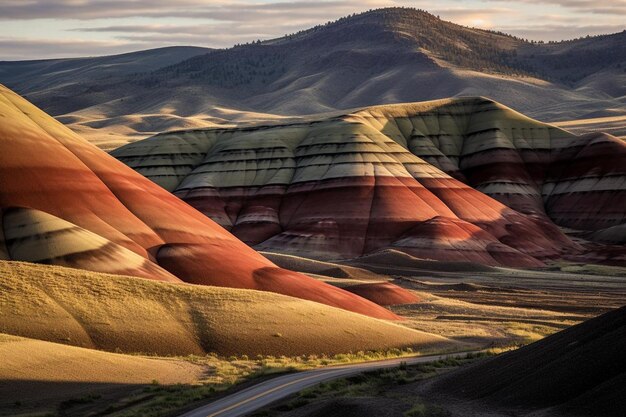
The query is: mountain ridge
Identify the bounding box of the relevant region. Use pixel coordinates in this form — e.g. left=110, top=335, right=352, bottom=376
left=0, top=7, right=623, bottom=149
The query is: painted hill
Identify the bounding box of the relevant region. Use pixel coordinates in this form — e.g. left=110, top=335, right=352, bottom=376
left=0, top=261, right=450, bottom=356
left=0, top=84, right=401, bottom=320
left=424, top=305, right=626, bottom=416
left=113, top=97, right=626, bottom=266
left=1, top=8, right=624, bottom=146
left=343, top=282, right=421, bottom=306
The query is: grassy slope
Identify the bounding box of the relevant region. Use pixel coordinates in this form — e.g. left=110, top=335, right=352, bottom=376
left=0, top=332, right=453, bottom=417
left=0, top=332, right=203, bottom=412
left=0, top=261, right=453, bottom=356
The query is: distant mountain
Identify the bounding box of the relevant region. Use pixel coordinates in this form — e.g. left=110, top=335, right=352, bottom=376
left=1, top=8, right=624, bottom=147
left=112, top=98, right=626, bottom=266
left=0, top=46, right=212, bottom=93
left=164, top=8, right=624, bottom=87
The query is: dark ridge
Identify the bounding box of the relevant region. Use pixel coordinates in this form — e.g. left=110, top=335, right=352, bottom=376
left=428, top=306, right=626, bottom=416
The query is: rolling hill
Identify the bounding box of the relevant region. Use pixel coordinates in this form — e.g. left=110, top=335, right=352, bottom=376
left=342, top=282, right=421, bottom=306
left=0, top=332, right=205, bottom=416
left=0, top=46, right=215, bottom=150
left=112, top=97, right=626, bottom=266
left=0, top=46, right=211, bottom=94
left=0, top=261, right=450, bottom=356
left=0, top=83, right=403, bottom=320
left=1, top=8, right=624, bottom=147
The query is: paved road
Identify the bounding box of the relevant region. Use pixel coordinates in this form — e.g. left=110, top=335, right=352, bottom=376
left=180, top=351, right=478, bottom=417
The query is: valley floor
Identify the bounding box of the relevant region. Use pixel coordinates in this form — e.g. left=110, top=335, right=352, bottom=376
left=230, top=257, right=626, bottom=417
left=312, top=254, right=625, bottom=348
left=2, top=255, right=624, bottom=417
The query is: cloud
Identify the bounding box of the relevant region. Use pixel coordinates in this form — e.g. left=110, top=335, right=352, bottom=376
left=0, top=37, right=156, bottom=60
left=0, top=1, right=624, bottom=59
left=486, top=0, right=626, bottom=15
left=430, top=7, right=512, bottom=29
left=0, top=0, right=399, bottom=58
left=71, top=22, right=316, bottom=46
left=430, top=6, right=511, bottom=18
left=502, top=23, right=626, bottom=41
left=2, top=0, right=624, bottom=23
left=0, top=0, right=394, bottom=21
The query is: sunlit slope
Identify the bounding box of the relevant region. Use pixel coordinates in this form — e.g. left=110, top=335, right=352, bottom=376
left=0, top=332, right=204, bottom=410
left=0, top=261, right=451, bottom=356
left=115, top=97, right=625, bottom=266
left=0, top=84, right=399, bottom=320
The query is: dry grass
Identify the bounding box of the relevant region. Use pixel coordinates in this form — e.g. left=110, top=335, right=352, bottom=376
left=546, top=261, right=626, bottom=277
left=0, top=260, right=459, bottom=416
left=0, top=261, right=453, bottom=357
left=391, top=292, right=580, bottom=347
left=0, top=332, right=203, bottom=415
left=251, top=353, right=490, bottom=417
left=259, top=252, right=624, bottom=349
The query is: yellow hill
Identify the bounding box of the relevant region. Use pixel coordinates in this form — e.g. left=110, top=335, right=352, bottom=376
left=0, top=332, right=203, bottom=414
left=0, top=261, right=452, bottom=356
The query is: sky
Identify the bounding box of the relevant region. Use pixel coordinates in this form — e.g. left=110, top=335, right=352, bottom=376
left=0, top=0, right=624, bottom=60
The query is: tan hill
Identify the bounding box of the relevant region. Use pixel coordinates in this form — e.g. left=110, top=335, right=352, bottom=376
left=0, top=8, right=624, bottom=147
left=421, top=305, right=626, bottom=416
left=0, top=261, right=452, bottom=356
left=0, top=83, right=403, bottom=320
left=113, top=97, right=626, bottom=266
left=0, top=332, right=204, bottom=414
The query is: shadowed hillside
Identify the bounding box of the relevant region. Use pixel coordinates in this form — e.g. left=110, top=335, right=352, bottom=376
left=0, top=332, right=205, bottom=415
left=423, top=305, right=626, bottom=416
left=0, top=46, right=212, bottom=94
